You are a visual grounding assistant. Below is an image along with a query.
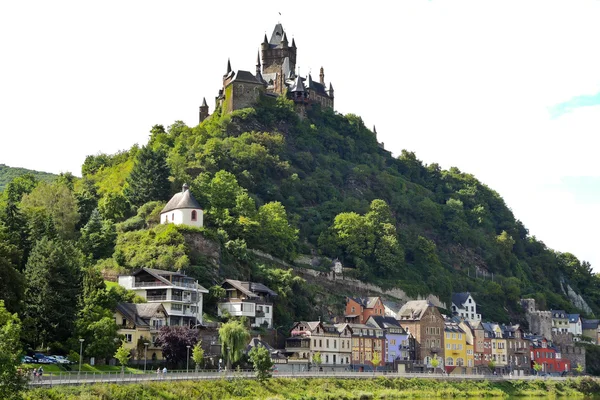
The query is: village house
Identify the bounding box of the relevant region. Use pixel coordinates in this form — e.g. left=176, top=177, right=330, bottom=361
left=285, top=321, right=351, bottom=371
left=366, top=315, right=415, bottom=371
left=482, top=322, right=507, bottom=372
left=568, top=314, right=582, bottom=337
left=397, top=300, right=445, bottom=369
left=348, top=322, right=386, bottom=371
left=582, top=319, right=600, bottom=344
left=550, top=310, right=569, bottom=334
left=451, top=292, right=481, bottom=323
left=345, top=297, right=385, bottom=324
left=118, top=268, right=208, bottom=326
left=217, top=279, right=277, bottom=328
left=443, top=321, right=468, bottom=373
left=113, top=303, right=168, bottom=362
left=529, top=336, right=571, bottom=374
left=501, top=324, right=530, bottom=376
left=472, top=321, right=492, bottom=371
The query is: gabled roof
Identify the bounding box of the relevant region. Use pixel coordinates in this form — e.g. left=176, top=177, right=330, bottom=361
left=451, top=292, right=472, bottom=307
left=223, top=279, right=277, bottom=298
left=161, top=184, right=202, bottom=214
left=349, top=297, right=381, bottom=309
left=366, top=316, right=406, bottom=332
left=550, top=310, right=567, bottom=318
left=231, top=70, right=265, bottom=85
left=444, top=321, right=465, bottom=333
left=334, top=323, right=352, bottom=334
left=116, top=302, right=167, bottom=329
left=246, top=337, right=287, bottom=360
left=397, top=300, right=432, bottom=321
left=125, top=268, right=208, bottom=292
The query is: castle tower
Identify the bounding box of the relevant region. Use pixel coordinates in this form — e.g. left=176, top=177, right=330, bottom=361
left=199, top=97, right=209, bottom=123
left=328, top=83, right=334, bottom=98
left=261, top=24, right=297, bottom=77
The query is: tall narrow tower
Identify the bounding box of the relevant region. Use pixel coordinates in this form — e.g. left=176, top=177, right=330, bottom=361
left=199, top=97, right=209, bottom=123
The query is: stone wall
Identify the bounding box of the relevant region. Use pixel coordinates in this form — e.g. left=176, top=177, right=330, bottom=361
left=230, top=82, right=263, bottom=112
left=521, top=298, right=552, bottom=338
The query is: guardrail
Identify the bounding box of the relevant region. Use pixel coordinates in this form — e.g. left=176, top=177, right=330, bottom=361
left=28, top=369, right=581, bottom=387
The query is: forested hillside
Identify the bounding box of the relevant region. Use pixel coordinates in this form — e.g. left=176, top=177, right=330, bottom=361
left=0, top=164, right=56, bottom=191
left=1, top=95, right=599, bottom=353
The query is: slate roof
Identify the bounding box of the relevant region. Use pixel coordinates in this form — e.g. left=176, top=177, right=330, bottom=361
left=367, top=316, right=406, bottom=333
left=161, top=184, right=202, bottom=213
left=230, top=70, right=265, bottom=85
left=582, top=319, right=599, bottom=330
left=550, top=310, right=568, bottom=318
left=223, top=279, right=277, bottom=298
left=116, top=303, right=166, bottom=329
left=201, top=97, right=208, bottom=107
left=568, top=314, right=580, bottom=323
left=245, top=337, right=287, bottom=359
left=290, top=74, right=305, bottom=92
left=349, top=297, right=381, bottom=309
left=269, top=23, right=285, bottom=47
left=451, top=292, right=471, bottom=307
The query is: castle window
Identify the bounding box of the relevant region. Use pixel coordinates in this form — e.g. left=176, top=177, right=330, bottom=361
left=191, top=210, right=197, bottom=221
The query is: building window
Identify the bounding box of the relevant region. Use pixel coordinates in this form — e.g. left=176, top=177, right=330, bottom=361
left=191, top=210, right=197, bottom=221
left=351, top=306, right=355, bottom=313
left=446, top=357, right=454, bottom=366
left=125, top=334, right=132, bottom=343
left=326, top=339, right=329, bottom=348
left=122, top=318, right=127, bottom=326
left=171, top=213, right=174, bottom=220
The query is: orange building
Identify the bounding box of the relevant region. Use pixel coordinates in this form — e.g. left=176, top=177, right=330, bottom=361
left=345, top=297, right=385, bottom=324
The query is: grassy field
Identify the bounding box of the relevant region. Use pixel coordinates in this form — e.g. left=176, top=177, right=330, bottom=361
left=23, top=376, right=599, bottom=399
left=22, top=363, right=144, bottom=375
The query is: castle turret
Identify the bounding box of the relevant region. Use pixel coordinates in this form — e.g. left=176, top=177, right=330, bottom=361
left=320, top=67, right=325, bottom=85
left=291, top=37, right=296, bottom=48
left=290, top=74, right=307, bottom=101
left=282, top=31, right=288, bottom=48
left=199, top=97, right=209, bottom=123
left=373, top=125, right=377, bottom=137
left=328, top=82, right=334, bottom=98
left=261, top=24, right=296, bottom=77
left=256, top=51, right=261, bottom=76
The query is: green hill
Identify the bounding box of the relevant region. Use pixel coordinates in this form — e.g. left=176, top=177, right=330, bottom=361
left=78, top=96, right=599, bottom=325
left=0, top=164, right=56, bottom=191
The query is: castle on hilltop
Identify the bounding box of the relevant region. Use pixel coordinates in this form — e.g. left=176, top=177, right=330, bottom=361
left=199, top=23, right=335, bottom=123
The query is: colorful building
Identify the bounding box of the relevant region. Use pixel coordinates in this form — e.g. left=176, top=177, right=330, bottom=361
left=349, top=323, right=386, bottom=371
left=501, top=324, right=530, bottom=376
left=444, top=321, right=467, bottom=372
left=530, top=336, right=571, bottom=374
left=345, top=297, right=385, bottom=324
left=366, top=316, right=415, bottom=369
left=397, top=300, right=445, bottom=369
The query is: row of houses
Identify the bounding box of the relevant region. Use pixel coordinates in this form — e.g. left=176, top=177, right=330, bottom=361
left=283, top=294, right=581, bottom=375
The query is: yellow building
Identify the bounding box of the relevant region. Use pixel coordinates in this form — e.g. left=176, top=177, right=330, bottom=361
left=114, top=303, right=168, bottom=362
left=456, top=319, right=475, bottom=369
left=444, top=321, right=467, bottom=370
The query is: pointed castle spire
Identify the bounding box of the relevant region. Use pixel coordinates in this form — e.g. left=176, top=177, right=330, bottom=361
left=226, top=58, right=232, bottom=74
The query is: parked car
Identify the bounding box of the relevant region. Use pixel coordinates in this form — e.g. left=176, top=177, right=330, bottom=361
left=50, top=355, right=71, bottom=364
left=21, top=356, right=35, bottom=364
left=34, top=353, right=57, bottom=364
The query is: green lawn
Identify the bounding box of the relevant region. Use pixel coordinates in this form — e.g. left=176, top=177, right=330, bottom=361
left=22, top=363, right=144, bottom=375
left=104, top=280, right=119, bottom=289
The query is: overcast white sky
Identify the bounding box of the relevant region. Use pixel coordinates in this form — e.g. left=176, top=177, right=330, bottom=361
left=1, top=1, right=599, bottom=271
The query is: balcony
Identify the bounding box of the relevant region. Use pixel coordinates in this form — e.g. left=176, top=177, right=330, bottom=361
left=286, top=338, right=311, bottom=351
left=514, top=348, right=527, bottom=354
left=134, top=280, right=198, bottom=289
left=147, top=295, right=167, bottom=301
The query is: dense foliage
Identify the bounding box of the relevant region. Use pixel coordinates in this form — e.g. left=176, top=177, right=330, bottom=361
left=0, top=164, right=56, bottom=192
left=22, top=376, right=598, bottom=399
left=1, top=93, right=600, bottom=386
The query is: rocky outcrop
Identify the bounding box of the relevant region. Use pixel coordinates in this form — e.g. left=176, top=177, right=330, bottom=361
left=561, top=281, right=593, bottom=315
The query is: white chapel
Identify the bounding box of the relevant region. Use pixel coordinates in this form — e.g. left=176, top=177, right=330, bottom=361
left=160, top=183, right=204, bottom=227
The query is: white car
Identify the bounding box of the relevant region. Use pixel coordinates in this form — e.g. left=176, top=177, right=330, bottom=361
left=50, top=355, right=71, bottom=364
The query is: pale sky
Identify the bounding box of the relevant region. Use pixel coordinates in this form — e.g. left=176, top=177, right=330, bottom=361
left=1, top=1, right=599, bottom=271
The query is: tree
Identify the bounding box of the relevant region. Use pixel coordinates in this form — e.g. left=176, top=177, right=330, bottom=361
left=98, top=192, right=131, bottom=222
left=371, top=351, right=381, bottom=372
left=114, top=341, right=131, bottom=374
left=0, top=301, right=26, bottom=399
left=248, top=345, right=273, bottom=382
left=0, top=226, right=23, bottom=312
left=218, top=319, right=250, bottom=369
left=312, top=351, right=322, bottom=368
left=155, top=326, right=198, bottom=367
left=430, top=357, right=440, bottom=371
left=252, top=202, right=298, bottom=260
left=488, top=360, right=497, bottom=372
left=21, top=182, right=80, bottom=239
left=192, top=341, right=205, bottom=371
left=533, top=362, right=542, bottom=375
left=79, top=209, right=116, bottom=260
left=575, top=363, right=584, bottom=374
left=23, top=237, right=83, bottom=348
left=124, top=145, right=171, bottom=207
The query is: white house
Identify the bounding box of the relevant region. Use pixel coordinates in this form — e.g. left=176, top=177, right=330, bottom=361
left=118, top=267, right=208, bottom=326
left=568, top=314, right=583, bottom=336
left=451, top=292, right=481, bottom=323
left=217, top=280, right=277, bottom=328
left=160, top=183, right=204, bottom=227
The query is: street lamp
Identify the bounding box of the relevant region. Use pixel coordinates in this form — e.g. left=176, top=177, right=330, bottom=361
left=144, top=342, right=149, bottom=373
left=186, top=345, right=191, bottom=374
left=78, top=338, right=85, bottom=375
